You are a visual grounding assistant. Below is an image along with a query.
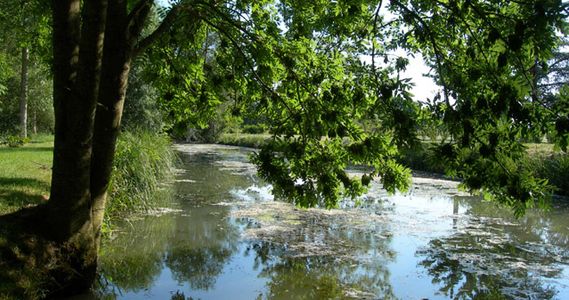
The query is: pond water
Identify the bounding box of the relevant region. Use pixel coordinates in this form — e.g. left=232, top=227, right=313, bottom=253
left=97, top=144, right=569, bottom=299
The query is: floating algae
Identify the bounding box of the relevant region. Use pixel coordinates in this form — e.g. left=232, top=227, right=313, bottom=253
left=231, top=200, right=394, bottom=260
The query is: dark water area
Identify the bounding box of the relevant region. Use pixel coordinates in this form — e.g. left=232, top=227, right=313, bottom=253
left=96, top=144, right=569, bottom=299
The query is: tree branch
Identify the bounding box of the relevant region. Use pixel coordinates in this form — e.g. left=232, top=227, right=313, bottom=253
left=200, top=17, right=294, bottom=114
left=132, top=3, right=183, bottom=57
left=126, top=0, right=152, bottom=50
left=127, top=0, right=152, bottom=24
left=391, top=1, right=452, bottom=107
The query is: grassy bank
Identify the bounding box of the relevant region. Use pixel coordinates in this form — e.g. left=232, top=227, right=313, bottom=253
left=0, top=132, right=176, bottom=218
left=216, top=133, right=272, bottom=148
left=0, top=132, right=176, bottom=299
left=0, top=135, right=53, bottom=215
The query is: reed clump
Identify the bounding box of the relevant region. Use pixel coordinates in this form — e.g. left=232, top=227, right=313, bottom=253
left=106, top=130, right=177, bottom=219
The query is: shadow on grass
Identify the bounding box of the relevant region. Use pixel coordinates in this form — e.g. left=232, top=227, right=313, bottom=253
left=0, top=178, right=50, bottom=210
left=0, top=204, right=95, bottom=299
left=0, top=146, right=53, bottom=153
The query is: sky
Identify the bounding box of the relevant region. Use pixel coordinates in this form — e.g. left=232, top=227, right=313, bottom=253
left=400, top=53, right=439, bottom=101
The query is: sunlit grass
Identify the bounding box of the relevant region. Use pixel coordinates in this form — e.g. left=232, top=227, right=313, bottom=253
left=217, top=133, right=272, bottom=148
left=0, top=135, right=53, bottom=215
left=524, top=143, right=558, bottom=155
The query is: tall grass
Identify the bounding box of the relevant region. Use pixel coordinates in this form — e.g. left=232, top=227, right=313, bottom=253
left=106, top=131, right=176, bottom=219
left=216, top=133, right=271, bottom=148
left=524, top=153, right=569, bottom=197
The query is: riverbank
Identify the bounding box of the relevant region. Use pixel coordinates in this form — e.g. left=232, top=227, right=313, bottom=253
left=0, top=132, right=176, bottom=217
left=215, top=133, right=569, bottom=197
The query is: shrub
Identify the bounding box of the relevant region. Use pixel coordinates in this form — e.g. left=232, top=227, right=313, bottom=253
left=397, top=143, right=447, bottom=175
left=242, top=124, right=266, bottom=134
left=216, top=133, right=270, bottom=148
left=106, top=130, right=176, bottom=219
left=1, top=135, right=30, bottom=147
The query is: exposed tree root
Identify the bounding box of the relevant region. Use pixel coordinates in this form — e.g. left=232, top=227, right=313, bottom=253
left=0, top=206, right=96, bottom=299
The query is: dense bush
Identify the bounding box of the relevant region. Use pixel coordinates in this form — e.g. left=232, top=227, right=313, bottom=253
left=122, top=63, right=164, bottom=132
left=216, top=133, right=270, bottom=148
left=397, top=143, right=447, bottom=175
left=106, top=131, right=176, bottom=220
left=0, top=135, right=30, bottom=147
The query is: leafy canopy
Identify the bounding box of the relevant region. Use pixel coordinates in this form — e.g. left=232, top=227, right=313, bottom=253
left=144, top=0, right=567, bottom=214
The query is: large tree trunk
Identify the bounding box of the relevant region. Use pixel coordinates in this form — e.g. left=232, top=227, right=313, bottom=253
left=19, top=47, right=29, bottom=138
left=46, top=0, right=151, bottom=293
left=47, top=0, right=108, bottom=291
left=90, top=0, right=152, bottom=204
left=90, top=0, right=132, bottom=232
left=1, top=0, right=159, bottom=296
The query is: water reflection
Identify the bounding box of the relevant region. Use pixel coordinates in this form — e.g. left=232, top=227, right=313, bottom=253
left=248, top=242, right=395, bottom=299
left=417, top=196, right=569, bottom=299
left=95, top=145, right=569, bottom=299
left=99, top=147, right=247, bottom=298
left=232, top=201, right=397, bottom=299
left=99, top=215, right=174, bottom=292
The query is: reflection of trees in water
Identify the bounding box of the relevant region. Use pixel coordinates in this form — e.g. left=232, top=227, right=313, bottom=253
left=418, top=239, right=558, bottom=299
left=234, top=204, right=397, bottom=300
left=165, top=245, right=233, bottom=290
left=175, top=151, right=254, bottom=205
left=246, top=240, right=395, bottom=299
left=98, top=215, right=175, bottom=291
left=453, top=196, right=569, bottom=251
left=99, top=203, right=241, bottom=294
left=418, top=196, right=567, bottom=299
left=98, top=150, right=246, bottom=295
left=164, top=202, right=240, bottom=291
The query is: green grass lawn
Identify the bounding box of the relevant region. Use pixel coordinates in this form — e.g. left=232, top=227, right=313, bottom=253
left=0, top=135, right=53, bottom=215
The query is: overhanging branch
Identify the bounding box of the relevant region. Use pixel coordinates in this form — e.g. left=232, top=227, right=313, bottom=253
left=132, top=4, right=183, bottom=57
left=126, top=0, right=153, bottom=50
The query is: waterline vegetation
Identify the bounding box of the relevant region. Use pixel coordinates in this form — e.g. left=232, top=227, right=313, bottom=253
left=104, top=131, right=177, bottom=231
left=0, top=130, right=176, bottom=297
left=214, top=133, right=569, bottom=199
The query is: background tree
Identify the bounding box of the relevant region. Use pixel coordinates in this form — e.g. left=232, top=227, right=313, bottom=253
left=539, top=36, right=569, bottom=94
left=0, top=0, right=52, bottom=137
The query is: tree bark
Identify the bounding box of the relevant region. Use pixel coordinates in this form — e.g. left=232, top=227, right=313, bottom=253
left=47, top=0, right=108, bottom=292
left=1, top=0, right=177, bottom=295
left=19, top=47, right=29, bottom=138
left=90, top=0, right=130, bottom=242
left=45, top=0, right=155, bottom=293
left=90, top=0, right=152, bottom=235
left=32, top=108, right=37, bottom=135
